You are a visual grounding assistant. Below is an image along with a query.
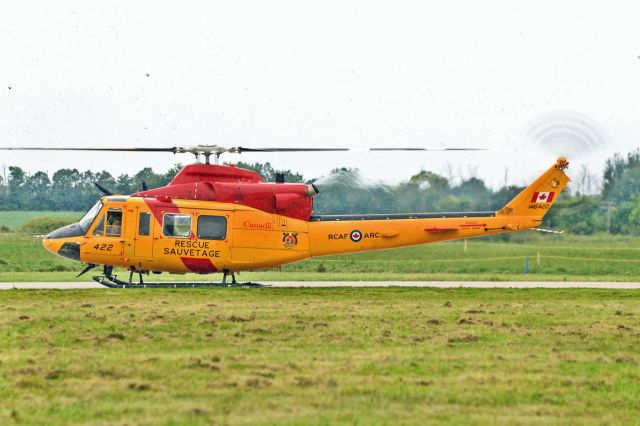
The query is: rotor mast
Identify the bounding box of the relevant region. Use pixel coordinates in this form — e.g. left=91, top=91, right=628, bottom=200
left=174, top=145, right=233, bottom=164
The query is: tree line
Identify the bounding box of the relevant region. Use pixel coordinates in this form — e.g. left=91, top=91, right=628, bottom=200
left=0, top=165, right=183, bottom=211
left=1, top=152, right=640, bottom=235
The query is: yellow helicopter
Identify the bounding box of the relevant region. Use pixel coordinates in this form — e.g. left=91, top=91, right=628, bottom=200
left=0, top=145, right=569, bottom=287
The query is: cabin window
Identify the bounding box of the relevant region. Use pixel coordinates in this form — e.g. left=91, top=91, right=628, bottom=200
left=106, top=209, right=123, bottom=237
left=138, top=212, right=151, bottom=236
left=163, top=214, right=191, bottom=238
left=197, top=216, right=227, bottom=240
left=93, top=215, right=105, bottom=236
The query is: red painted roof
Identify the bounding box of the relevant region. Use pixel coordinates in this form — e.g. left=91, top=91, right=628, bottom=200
left=132, top=163, right=314, bottom=221
left=169, top=164, right=263, bottom=185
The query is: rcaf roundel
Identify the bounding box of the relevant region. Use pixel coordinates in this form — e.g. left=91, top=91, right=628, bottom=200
left=350, top=230, right=363, bottom=242
left=531, top=191, right=555, bottom=203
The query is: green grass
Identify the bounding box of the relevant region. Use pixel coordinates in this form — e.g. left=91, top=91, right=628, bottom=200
left=0, top=211, right=81, bottom=232
left=3, top=233, right=640, bottom=282
left=1, top=288, right=639, bottom=424
left=3, top=271, right=640, bottom=284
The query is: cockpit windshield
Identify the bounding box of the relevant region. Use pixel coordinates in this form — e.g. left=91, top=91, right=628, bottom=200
left=79, top=201, right=103, bottom=233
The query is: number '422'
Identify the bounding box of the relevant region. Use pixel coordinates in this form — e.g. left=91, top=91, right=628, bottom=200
left=93, top=243, right=113, bottom=252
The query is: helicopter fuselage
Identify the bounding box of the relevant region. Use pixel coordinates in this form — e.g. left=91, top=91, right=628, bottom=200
left=42, top=158, right=570, bottom=276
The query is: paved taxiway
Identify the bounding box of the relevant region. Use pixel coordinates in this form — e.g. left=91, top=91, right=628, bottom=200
left=2, top=281, right=640, bottom=289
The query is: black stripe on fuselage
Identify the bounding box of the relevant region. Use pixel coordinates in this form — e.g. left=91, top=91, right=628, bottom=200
left=309, top=211, right=496, bottom=222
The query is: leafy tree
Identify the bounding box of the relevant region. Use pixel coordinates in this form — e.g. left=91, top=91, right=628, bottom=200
left=605, top=165, right=640, bottom=204
left=452, top=177, right=492, bottom=210
left=164, top=164, right=183, bottom=183
left=116, top=174, right=134, bottom=194
left=542, top=195, right=605, bottom=235
left=51, top=168, right=82, bottom=210
left=24, top=171, right=52, bottom=208
left=409, top=170, right=449, bottom=189
left=624, top=199, right=640, bottom=235
left=234, top=161, right=305, bottom=183
left=491, top=185, right=525, bottom=210
left=8, top=167, right=27, bottom=209
left=603, top=150, right=640, bottom=201
left=0, top=174, right=5, bottom=208
left=132, top=168, right=164, bottom=191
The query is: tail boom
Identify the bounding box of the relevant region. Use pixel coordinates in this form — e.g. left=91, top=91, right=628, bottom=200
left=308, top=158, right=570, bottom=257
left=308, top=214, right=525, bottom=257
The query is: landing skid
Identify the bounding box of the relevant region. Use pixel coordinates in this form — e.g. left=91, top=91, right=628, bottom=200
left=91, top=266, right=266, bottom=289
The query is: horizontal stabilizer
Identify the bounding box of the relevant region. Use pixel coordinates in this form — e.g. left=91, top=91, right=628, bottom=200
left=531, top=227, right=564, bottom=234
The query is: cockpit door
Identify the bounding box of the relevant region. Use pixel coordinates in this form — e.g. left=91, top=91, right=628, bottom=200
left=82, top=205, right=126, bottom=263
left=152, top=208, right=232, bottom=273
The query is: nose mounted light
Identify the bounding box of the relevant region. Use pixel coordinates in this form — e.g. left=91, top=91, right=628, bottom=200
left=305, top=184, right=319, bottom=197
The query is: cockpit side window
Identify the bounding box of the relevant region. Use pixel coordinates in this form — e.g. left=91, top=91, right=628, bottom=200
left=93, top=215, right=105, bottom=236
left=106, top=209, right=123, bottom=237
left=79, top=201, right=103, bottom=233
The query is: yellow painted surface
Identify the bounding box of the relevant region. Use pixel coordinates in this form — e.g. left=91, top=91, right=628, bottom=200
left=42, top=158, right=570, bottom=275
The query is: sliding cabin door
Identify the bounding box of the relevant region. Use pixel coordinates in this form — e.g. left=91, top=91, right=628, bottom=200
left=152, top=208, right=232, bottom=273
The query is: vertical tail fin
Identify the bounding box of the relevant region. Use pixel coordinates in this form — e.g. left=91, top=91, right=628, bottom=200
left=497, top=157, right=570, bottom=219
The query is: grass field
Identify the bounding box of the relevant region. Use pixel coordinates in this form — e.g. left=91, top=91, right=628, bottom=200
left=0, top=211, right=81, bottom=231
left=1, top=288, right=639, bottom=424
left=3, top=232, right=640, bottom=282
left=2, top=212, right=640, bottom=424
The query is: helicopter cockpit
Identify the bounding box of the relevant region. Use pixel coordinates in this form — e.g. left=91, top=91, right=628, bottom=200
left=44, top=201, right=103, bottom=240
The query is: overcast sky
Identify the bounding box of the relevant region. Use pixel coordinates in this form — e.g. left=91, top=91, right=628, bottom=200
left=1, top=1, right=638, bottom=189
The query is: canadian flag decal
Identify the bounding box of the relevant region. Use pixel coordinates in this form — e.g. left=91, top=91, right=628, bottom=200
left=531, top=191, right=555, bottom=203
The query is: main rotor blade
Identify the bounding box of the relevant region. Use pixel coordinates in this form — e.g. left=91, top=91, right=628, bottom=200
left=0, top=146, right=348, bottom=153
left=0, top=147, right=177, bottom=152
left=369, top=148, right=488, bottom=151
left=0, top=146, right=486, bottom=155
left=237, top=147, right=349, bottom=152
